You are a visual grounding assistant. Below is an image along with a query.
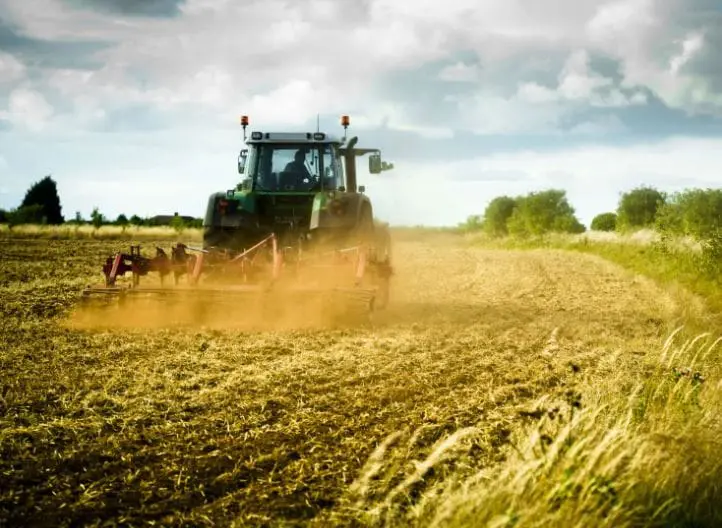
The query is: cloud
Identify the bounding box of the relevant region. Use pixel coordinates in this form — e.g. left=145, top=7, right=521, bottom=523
left=669, top=32, right=704, bottom=76
left=516, top=49, right=649, bottom=109
left=439, top=62, right=482, bottom=83
left=0, top=88, right=54, bottom=132
left=63, top=0, right=187, bottom=18
left=3, top=0, right=721, bottom=136
left=0, top=51, right=26, bottom=84
left=0, top=17, right=111, bottom=70
left=0, top=0, right=722, bottom=228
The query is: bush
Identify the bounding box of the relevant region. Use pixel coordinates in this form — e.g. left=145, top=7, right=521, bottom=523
left=506, top=189, right=585, bottom=237
left=459, top=214, right=483, bottom=232
left=590, top=212, right=617, bottom=232
left=698, top=229, right=722, bottom=280
left=6, top=204, right=45, bottom=227
left=655, top=188, right=722, bottom=240
left=482, top=196, right=517, bottom=237
left=90, top=207, right=105, bottom=229
left=617, top=186, right=666, bottom=230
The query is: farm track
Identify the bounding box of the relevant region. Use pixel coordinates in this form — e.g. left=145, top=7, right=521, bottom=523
left=0, top=235, right=682, bottom=526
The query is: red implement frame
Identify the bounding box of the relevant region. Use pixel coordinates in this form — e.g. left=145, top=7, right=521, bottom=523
left=89, top=233, right=386, bottom=294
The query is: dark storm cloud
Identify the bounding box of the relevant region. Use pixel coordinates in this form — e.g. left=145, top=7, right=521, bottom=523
left=61, top=0, right=187, bottom=18
left=0, top=17, right=111, bottom=69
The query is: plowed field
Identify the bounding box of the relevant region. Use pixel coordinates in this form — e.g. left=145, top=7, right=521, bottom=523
left=0, top=234, right=687, bottom=526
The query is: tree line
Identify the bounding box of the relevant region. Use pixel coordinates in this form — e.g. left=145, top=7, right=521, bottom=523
left=463, top=185, right=722, bottom=241
left=0, top=175, right=203, bottom=229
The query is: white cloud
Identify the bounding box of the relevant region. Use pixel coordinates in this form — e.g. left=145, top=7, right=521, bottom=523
left=585, top=0, right=720, bottom=112
left=439, top=62, right=482, bottom=83
left=517, top=50, right=647, bottom=109
left=557, top=50, right=611, bottom=99
left=0, top=89, right=54, bottom=132
left=669, top=32, right=704, bottom=75
left=2, top=0, right=719, bottom=140
left=1, top=0, right=722, bottom=223
left=0, top=52, right=27, bottom=84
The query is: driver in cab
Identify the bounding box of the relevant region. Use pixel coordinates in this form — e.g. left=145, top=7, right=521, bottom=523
left=284, top=149, right=312, bottom=187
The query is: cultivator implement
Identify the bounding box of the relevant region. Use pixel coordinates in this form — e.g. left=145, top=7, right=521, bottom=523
left=79, top=234, right=391, bottom=327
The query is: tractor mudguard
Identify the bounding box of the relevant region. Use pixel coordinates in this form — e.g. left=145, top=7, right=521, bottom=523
left=311, top=192, right=372, bottom=231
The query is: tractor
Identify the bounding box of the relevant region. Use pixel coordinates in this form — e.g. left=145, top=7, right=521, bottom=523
left=80, top=115, right=395, bottom=322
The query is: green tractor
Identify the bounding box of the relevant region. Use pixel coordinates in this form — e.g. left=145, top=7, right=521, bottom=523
left=199, top=115, right=395, bottom=308
left=81, top=115, right=395, bottom=319
left=205, top=116, right=392, bottom=250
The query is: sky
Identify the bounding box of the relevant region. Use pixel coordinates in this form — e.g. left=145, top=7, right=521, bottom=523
left=1, top=0, right=722, bottom=227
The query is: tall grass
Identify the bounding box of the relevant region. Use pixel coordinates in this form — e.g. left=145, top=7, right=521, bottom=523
left=0, top=223, right=203, bottom=241
left=328, top=329, right=722, bottom=527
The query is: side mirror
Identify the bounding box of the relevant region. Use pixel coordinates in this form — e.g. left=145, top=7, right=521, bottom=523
left=369, top=152, right=394, bottom=174
left=368, top=153, right=382, bottom=174
left=237, top=149, right=248, bottom=174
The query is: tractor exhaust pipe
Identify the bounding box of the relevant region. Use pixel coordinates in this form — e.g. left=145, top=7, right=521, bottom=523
left=343, top=136, right=359, bottom=193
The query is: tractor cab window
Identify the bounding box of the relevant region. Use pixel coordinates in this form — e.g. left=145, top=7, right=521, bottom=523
left=252, top=143, right=340, bottom=192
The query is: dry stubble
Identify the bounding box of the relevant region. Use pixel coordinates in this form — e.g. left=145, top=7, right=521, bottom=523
left=0, top=234, right=684, bottom=526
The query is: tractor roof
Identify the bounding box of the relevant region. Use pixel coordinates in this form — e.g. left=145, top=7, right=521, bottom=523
left=245, top=131, right=345, bottom=145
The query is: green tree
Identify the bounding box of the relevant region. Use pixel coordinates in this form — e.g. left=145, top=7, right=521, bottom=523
left=590, top=212, right=617, bottom=232
left=507, top=189, right=584, bottom=237
left=90, top=207, right=105, bottom=229
left=129, top=214, right=144, bottom=226
left=0, top=209, right=6, bottom=223
left=482, top=196, right=517, bottom=237
left=170, top=213, right=185, bottom=233
left=6, top=205, right=45, bottom=227
left=616, top=185, right=666, bottom=230
left=20, top=174, right=64, bottom=224
left=459, top=214, right=483, bottom=232
left=187, top=217, right=204, bottom=229
left=668, top=188, right=722, bottom=238
left=115, top=214, right=129, bottom=226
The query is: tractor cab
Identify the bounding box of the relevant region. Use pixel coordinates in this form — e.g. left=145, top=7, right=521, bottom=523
left=236, top=115, right=394, bottom=195
left=237, top=132, right=346, bottom=194
left=203, top=115, right=394, bottom=252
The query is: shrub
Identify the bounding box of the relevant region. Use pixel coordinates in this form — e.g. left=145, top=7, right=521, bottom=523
left=482, top=196, right=517, bottom=237
left=617, top=186, right=666, bottom=230
left=591, top=212, right=617, bottom=232
left=506, top=189, right=584, bottom=237
left=656, top=188, right=722, bottom=239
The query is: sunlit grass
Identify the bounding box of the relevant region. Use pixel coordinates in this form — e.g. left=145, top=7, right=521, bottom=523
left=0, top=223, right=203, bottom=241
left=328, top=329, right=722, bottom=527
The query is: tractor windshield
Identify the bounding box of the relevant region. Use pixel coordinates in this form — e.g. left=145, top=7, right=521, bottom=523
left=252, top=143, right=340, bottom=192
